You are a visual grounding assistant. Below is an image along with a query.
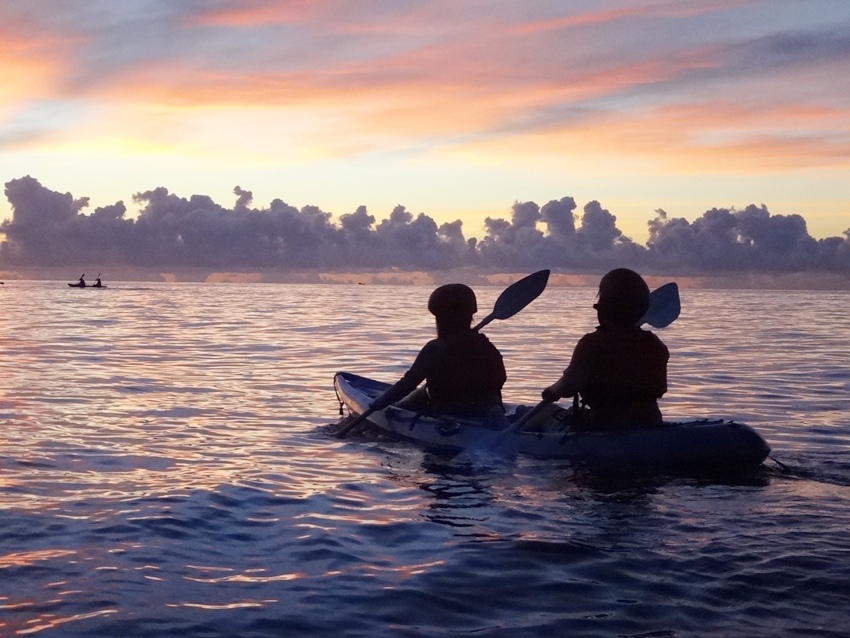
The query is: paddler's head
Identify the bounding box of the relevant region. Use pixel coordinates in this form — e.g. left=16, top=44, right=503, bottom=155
left=595, top=268, right=650, bottom=326
left=428, top=283, right=477, bottom=336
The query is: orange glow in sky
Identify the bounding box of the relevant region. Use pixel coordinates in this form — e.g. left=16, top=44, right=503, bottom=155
left=1, top=1, right=848, bottom=243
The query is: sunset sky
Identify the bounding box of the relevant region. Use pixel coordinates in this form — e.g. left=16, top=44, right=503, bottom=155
left=1, top=0, right=848, bottom=244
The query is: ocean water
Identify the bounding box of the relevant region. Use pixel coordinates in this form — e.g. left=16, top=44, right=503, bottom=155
left=0, top=280, right=848, bottom=637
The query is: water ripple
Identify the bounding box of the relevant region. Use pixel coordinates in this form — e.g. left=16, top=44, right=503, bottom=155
left=0, top=282, right=849, bottom=636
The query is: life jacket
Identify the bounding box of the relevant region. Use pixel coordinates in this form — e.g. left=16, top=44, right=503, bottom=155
left=424, top=330, right=506, bottom=407
left=577, top=325, right=668, bottom=428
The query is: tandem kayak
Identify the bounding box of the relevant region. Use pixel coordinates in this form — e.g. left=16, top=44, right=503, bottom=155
left=67, top=283, right=107, bottom=288
left=333, top=372, right=771, bottom=471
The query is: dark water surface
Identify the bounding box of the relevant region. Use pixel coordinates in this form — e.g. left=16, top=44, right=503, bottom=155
left=0, top=282, right=848, bottom=637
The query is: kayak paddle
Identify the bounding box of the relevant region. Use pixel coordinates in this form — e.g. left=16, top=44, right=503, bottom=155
left=336, top=270, right=551, bottom=439
left=497, top=280, right=681, bottom=437
left=473, top=269, right=550, bottom=331
left=639, top=282, right=680, bottom=328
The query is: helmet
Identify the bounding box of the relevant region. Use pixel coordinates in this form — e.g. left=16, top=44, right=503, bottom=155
left=596, top=268, right=650, bottom=325
left=428, top=283, right=477, bottom=318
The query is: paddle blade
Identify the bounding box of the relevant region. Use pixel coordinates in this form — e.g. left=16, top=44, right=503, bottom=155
left=641, top=282, right=680, bottom=328
left=474, top=269, right=550, bottom=331
left=492, top=269, right=550, bottom=320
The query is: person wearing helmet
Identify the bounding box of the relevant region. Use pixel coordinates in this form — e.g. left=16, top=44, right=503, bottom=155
left=368, top=283, right=507, bottom=419
left=541, top=268, right=669, bottom=429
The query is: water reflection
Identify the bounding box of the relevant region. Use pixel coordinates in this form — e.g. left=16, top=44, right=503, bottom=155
left=0, top=282, right=849, bottom=636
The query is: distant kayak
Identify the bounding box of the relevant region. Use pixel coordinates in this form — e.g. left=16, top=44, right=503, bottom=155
left=334, top=371, right=771, bottom=471
left=68, top=283, right=107, bottom=288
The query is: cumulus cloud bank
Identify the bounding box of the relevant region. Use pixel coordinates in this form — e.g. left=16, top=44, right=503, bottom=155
left=2, top=176, right=848, bottom=275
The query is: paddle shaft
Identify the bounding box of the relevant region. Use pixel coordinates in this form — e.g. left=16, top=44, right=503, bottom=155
left=335, top=406, right=376, bottom=438
left=504, top=398, right=554, bottom=434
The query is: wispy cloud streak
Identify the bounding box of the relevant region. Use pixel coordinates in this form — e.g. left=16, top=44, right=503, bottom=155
left=2, top=1, right=848, bottom=165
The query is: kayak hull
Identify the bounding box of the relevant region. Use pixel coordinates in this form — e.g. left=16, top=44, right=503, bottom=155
left=333, top=372, right=771, bottom=470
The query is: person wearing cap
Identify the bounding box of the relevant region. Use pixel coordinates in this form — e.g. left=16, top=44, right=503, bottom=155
left=541, top=268, right=669, bottom=429
left=368, top=283, right=507, bottom=419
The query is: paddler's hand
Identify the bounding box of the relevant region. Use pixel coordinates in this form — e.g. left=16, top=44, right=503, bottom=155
left=542, top=366, right=586, bottom=402
left=542, top=376, right=571, bottom=402
left=542, top=385, right=561, bottom=402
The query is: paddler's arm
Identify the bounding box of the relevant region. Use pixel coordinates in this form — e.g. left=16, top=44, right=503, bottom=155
left=369, top=341, right=436, bottom=411
left=542, top=337, right=591, bottom=401
left=542, top=365, right=588, bottom=401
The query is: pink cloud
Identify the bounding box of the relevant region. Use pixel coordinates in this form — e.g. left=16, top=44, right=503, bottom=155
left=182, top=0, right=317, bottom=28
left=506, top=0, right=758, bottom=35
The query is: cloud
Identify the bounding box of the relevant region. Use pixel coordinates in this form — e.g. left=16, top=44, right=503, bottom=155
left=2, top=0, right=848, bottom=180
left=731, top=27, right=850, bottom=76
left=2, top=176, right=848, bottom=276
left=647, top=205, right=850, bottom=273
left=540, top=197, right=576, bottom=238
